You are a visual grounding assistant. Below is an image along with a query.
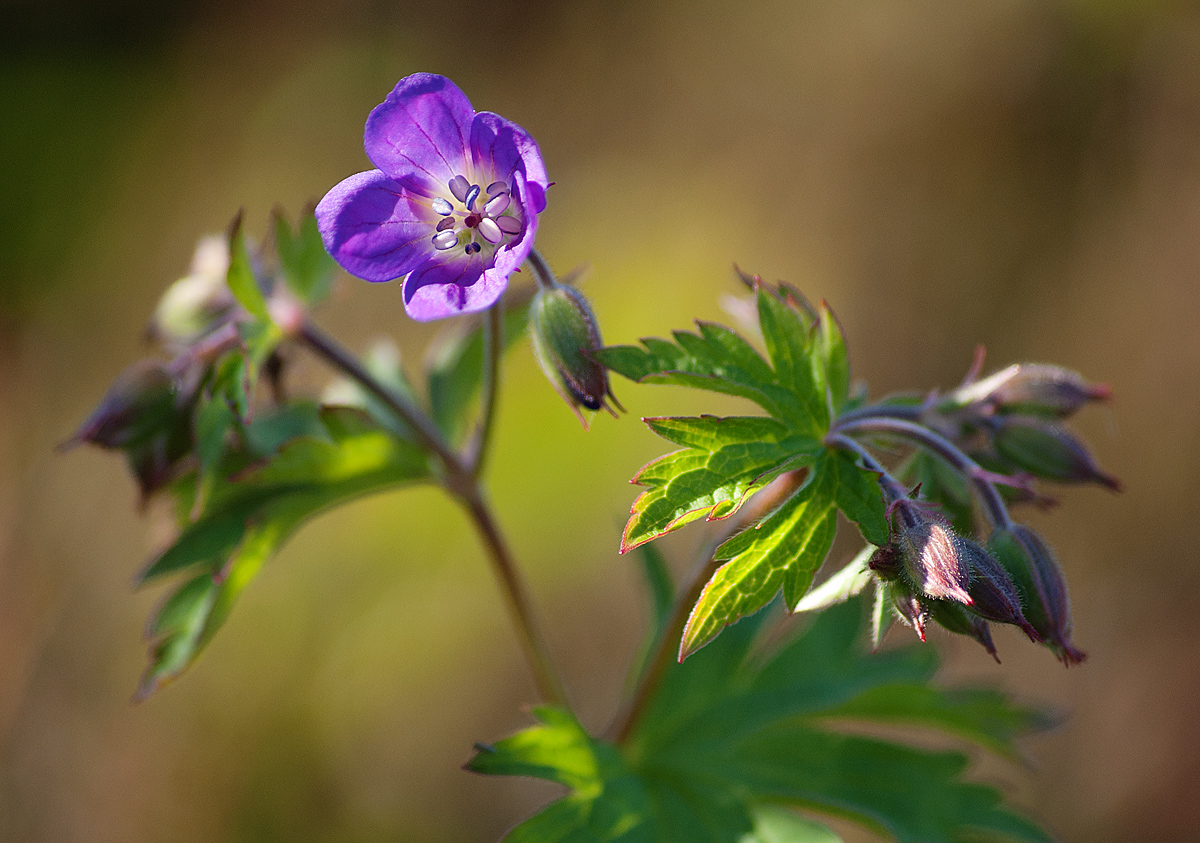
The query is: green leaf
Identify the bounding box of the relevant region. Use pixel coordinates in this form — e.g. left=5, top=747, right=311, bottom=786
left=136, top=407, right=432, bottom=691
left=225, top=211, right=270, bottom=321
left=273, top=205, right=336, bottom=306
left=427, top=300, right=530, bottom=443
left=594, top=325, right=816, bottom=431
left=622, top=418, right=819, bottom=552
left=811, top=301, right=849, bottom=415
left=475, top=600, right=1051, bottom=843
left=684, top=469, right=837, bottom=658
left=828, top=449, right=888, bottom=547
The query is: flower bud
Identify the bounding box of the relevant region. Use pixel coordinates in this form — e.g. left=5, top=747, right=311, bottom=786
left=955, top=363, right=1110, bottom=418
left=893, top=503, right=972, bottom=605
left=928, top=600, right=1000, bottom=663
left=67, top=361, right=179, bottom=450
left=988, top=525, right=1086, bottom=666
left=887, top=580, right=930, bottom=641
left=149, top=235, right=235, bottom=347
left=993, top=416, right=1121, bottom=490
left=65, top=360, right=198, bottom=500
left=958, top=539, right=1040, bottom=642
left=530, top=284, right=620, bottom=427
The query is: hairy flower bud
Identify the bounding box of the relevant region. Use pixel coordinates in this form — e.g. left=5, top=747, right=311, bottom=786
left=992, top=416, right=1121, bottom=490
left=959, top=539, right=1040, bottom=642
left=64, top=360, right=198, bottom=500
left=892, top=503, right=972, bottom=605
left=988, top=525, right=1086, bottom=666
left=954, top=363, right=1110, bottom=418
left=530, top=284, right=620, bottom=427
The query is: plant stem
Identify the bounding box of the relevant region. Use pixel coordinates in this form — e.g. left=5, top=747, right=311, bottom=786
left=297, top=319, right=464, bottom=474
left=460, top=487, right=569, bottom=707
left=824, top=432, right=910, bottom=505
left=832, top=415, right=1013, bottom=529
left=608, top=469, right=809, bottom=744
left=296, top=316, right=569, bottom=707
left=467, top=303, right=503, bottom=477
left=526, top=248, right=558, bottom=291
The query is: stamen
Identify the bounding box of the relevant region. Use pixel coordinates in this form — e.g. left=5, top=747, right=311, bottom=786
left=496, top=216, right=522, bottom=235
left=465, top=184, right=481, bottom=211
left=448, top=175, right=470, bottom=202
left=463, top=242, right=481, bottom=255
left=431, top=197, right=453, bottom=216
left=477, top=217, right=503, bottom=244
left=435, top=218, right=456, bottom=232
left=486, top=180, right=509, bottom=196
left=484, top=194, right=510, bottom=216
left=432, top=230, right=459, bottom=250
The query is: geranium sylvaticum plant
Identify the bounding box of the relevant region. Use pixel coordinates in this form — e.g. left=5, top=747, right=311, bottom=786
left=68, top=72, right=1121, bottom=842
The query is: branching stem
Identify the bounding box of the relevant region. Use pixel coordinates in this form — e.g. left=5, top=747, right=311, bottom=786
left=832, top=415, right=1013, bottom=529
left=296, top=316, right=569, bottom=708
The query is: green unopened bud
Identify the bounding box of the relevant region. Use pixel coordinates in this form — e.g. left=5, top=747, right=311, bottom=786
left=530, top=284, right=621, bottom=428
left=953, top=363, right=1110, bottom=418
left=993, top=416, right=1121, bottom=490
left=150, top=235, right=235, bottom=347
left=959, top=539, right=1040, bottom=642
left=988, top=525, right=1086, bottom=666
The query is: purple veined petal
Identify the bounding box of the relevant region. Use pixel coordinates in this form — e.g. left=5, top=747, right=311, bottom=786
left=402, top=252, right=507, bottom=321
left=365, top=73, right=474, bottom=194
left=315, top=169, right=436, bottom=283
left=470, top=112, right=549, bottom=213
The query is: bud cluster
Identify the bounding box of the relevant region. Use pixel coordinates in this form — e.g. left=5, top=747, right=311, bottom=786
left=839, top=354, right=1113, bottom=665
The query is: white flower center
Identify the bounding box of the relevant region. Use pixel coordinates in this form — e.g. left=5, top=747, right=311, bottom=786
left=429, top=175, right=523, bottom=257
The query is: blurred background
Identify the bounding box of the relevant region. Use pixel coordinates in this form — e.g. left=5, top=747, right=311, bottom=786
left=2, top=0, right=1199, bottom=840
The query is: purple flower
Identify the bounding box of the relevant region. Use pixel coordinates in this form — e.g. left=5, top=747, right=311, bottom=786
left=315, top=73, right=549, bottom=321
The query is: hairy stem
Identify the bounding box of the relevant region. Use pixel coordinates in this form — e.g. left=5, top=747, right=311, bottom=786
left=467, top=303, right=504, bottom=476
left=832, top=415, right=1013, bottom=529
left=527, top=248, right=558, bottom=291
left=460, top=488, right=569, bottom=707
left=297, top=317, right=569, bottom=707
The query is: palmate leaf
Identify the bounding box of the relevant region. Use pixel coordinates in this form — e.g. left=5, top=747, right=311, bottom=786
left=469, top=600, right=1053, bottom=843
left=136, top=405, right=431, bottom=696
left=601, top=282, right=886, bottom=657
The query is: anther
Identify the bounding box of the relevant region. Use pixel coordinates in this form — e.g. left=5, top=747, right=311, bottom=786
left=477, top=217, right=503, bottom=244
left=486, top=181, right=509, bottom=196
left=463, top=242, right=481, bottom=255
left=431, top=197, right=453, bottom=216
left=465, top=184, right=481, bottom=211
left=432, top=230, right=459, bottom=250
left=484, top=194, right=510, bottom=216
left=448, top=175, right=470, bottom=203
left=496, top=216, right=522, bottom=235
left=435, top=218, right=456, bottom=232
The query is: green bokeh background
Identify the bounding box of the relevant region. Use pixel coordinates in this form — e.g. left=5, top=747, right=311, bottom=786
left=3, top=0, right=1199, bottom=840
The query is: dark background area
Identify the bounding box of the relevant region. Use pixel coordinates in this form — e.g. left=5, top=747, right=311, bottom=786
left=2, top=0, right=1199, bottom=840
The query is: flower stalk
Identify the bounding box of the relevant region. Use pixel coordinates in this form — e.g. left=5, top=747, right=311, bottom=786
left=296, top=316, right=569, bottom=707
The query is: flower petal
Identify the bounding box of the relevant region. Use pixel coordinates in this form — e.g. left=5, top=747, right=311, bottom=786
left=364, top=73, right=474, bottom=194
left=315, top=169, right=435, bottom=283
left=402, top=253, right=507, bottom=321
left=470, top=112, right=549, bottom=213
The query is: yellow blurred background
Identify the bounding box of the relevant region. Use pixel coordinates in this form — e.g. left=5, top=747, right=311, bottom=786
left=3, top=0, right=1199, bottom=840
